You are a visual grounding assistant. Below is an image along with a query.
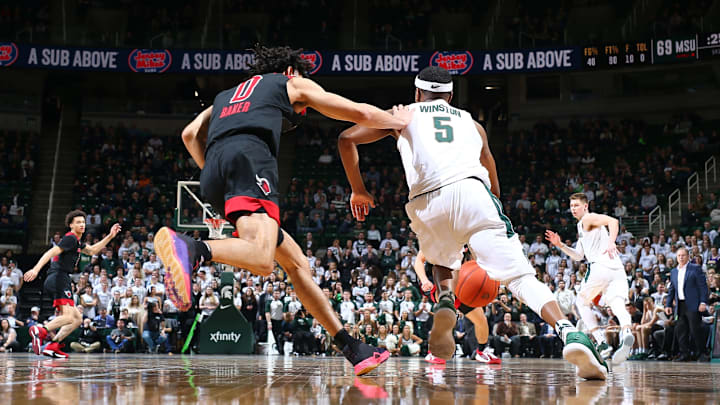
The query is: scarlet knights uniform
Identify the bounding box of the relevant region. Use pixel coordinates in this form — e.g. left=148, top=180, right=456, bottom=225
left=202, top=73, right=297, bottom=226
left=45, top=232, right=85, bottom=307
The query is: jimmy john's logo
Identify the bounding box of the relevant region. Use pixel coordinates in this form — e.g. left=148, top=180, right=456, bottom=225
left=430, top=51, right=474, bottom=75
left=128, top=49, right=172, bottom=73
left=300, top=51, right=323, bottom=75
left=0, top=43, right=19, bottom=67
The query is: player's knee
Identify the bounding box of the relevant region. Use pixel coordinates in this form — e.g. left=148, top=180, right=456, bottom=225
left=255, top=259, right=275, bottom=277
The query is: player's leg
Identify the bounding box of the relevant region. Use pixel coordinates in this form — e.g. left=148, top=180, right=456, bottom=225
left=468, top=230, right=607, bottom=380
left=274, top=228, right=389, bottom=375
left=33, top=273, right=74, bottom=356
left=464, top=305, right=501, bottom=364
left=205, top=213, right=278, bottom=274
left=42, top=304, right=80, bottom=358
left=274, top=229, right=340, bottom=335
left=405, top=190, right=463, bottom=361
left=604, top=276, right=634, bottom=365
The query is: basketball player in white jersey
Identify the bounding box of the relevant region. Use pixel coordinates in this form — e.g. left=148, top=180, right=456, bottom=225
left=338, top=66, right=607, bottom=379
left=545, top=192, right=634, bottom=365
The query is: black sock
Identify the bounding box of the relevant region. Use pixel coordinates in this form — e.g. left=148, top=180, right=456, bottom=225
left=478, top=343, right=486, bottom=351
left=197, top=240, right=212, bottom=261
left=334, top=329, right=355, bottom=350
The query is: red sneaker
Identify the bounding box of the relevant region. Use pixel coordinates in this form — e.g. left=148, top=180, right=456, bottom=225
left=42, top=342, right=69, bottom=359
left=29, top=325, right=48, bottom=355
left=475, top=348, right=502, bottom=365
left=424, top=352, right=447, bottom=365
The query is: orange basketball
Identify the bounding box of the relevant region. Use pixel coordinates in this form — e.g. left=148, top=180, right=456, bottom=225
left=455, top=260, right=499, bottom=308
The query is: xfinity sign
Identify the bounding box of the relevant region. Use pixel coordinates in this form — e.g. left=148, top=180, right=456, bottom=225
left=210, top=331, right=242, bottom=343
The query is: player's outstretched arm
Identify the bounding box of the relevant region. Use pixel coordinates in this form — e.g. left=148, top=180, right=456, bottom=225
left=337, top=124, right=394, bottom=221
left=475, top=121, right=500, bottom=198
left=545, top=229, right=584, bottom=261
left=287, top=78, right=412, bottom=129
left=24, top=245, right=63, bottom=281
left=82, top=224, right=122, bottom=256
left=181, top=106, right=213, bottom=169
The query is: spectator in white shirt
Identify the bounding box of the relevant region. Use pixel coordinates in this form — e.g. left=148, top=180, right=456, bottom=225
left=380, top=232, right=400, bottom=252
left=545, top=248, right=561, bottom=280
left=614, top=200, right=627, bottom=218
left=529, top=235, right=549, bottom=266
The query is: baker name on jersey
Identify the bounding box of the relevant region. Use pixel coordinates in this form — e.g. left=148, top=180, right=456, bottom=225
left=219, top=102, right=251, bottom=118
left=418, top=104, right=461, bottom=117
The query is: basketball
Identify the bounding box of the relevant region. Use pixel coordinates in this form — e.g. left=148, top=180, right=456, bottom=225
left=455, top=260, right=499, bottom=308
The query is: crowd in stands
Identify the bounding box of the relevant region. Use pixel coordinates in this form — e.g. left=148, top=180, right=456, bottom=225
left=3, top=115, right=719, bottom=361
left=0, top=130, right=37, bottom=244
left=0, top=0, right=49, bottom=42
left=652, top=0, right=714, bottom=38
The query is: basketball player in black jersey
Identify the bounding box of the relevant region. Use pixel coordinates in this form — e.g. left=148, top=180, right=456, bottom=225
left=24, top=210, right=121, bottom=358
left=156, top=45, right=412, bottom=375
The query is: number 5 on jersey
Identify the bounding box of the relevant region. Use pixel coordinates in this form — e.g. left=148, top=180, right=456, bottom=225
left=433, top=117, right=454, bottom=143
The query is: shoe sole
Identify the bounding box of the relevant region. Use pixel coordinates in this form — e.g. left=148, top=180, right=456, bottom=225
left=354, top=350, right=391, bottom=376
left=29, top=326, right=42, bottom=355
left=563, top=343, right=607, bottom=380
left=156, top=227, right=193, bottom=311
left=42, top=350, right=69, bottom=359
left=429, top=307, right=457, bottom=360
left=612, top=333, right=635, bottom=365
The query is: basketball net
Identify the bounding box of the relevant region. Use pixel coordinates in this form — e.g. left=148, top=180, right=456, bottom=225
left=204, top=218, right=229, bottom=239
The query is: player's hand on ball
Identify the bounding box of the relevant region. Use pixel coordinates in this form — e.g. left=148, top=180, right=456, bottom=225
left=544, top=230, right=561, bottom=246
left=421, top=280, right=433, bottom=292
left=109, top=223, right=122, bottom=237
left=350, top=190, right=375, bottom=221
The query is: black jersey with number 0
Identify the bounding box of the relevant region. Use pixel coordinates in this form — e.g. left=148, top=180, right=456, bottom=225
left=49, top=232, right=85, bottom=274
left=206, top=73, right=294, bottom=157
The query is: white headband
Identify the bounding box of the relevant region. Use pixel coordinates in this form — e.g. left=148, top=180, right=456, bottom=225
left=414, top=76, right=453, bottom=92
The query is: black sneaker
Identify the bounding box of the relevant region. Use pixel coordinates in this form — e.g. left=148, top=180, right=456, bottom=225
left=342, top=341, right=391, bottom=376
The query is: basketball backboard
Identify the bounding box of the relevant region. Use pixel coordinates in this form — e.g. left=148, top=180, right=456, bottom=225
left=175, top=180, right=234, bottom=238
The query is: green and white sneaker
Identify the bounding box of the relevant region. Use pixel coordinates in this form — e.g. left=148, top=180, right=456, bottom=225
left=563, top=331, right=609, bottom=380
left=597, top=342, right=613, bottom=360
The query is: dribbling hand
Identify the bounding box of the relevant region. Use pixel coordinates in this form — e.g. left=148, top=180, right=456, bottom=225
left=350, top=191, right=375, bottom=222
left=420, top=280, right=433, bottom=293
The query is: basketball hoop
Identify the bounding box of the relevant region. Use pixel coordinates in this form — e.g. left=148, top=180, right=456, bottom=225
left=204, top=218, right=229, bottom=239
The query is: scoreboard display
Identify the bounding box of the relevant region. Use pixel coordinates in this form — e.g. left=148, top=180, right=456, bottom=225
left=699, top=32, right=720, bottom=60
left=583, top=41, right=650, bottom=69
left=582, top=34, right=720, bottom=70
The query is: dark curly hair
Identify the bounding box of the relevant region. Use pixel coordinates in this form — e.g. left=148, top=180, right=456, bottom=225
left=417, top=66, right=452, bottom=100
left=65, top=209, right=87, bottom=227
left=248, top=45, right=313, bottom=77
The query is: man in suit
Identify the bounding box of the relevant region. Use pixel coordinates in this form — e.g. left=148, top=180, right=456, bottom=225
left=665, top=247, right=710, bottom=362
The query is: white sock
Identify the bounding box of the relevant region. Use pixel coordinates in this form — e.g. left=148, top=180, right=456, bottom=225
left=555, top=319, right=576, bottom=343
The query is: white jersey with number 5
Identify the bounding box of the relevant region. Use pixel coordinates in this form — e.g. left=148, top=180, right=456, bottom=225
left=397, top=99, right=490, bottom=199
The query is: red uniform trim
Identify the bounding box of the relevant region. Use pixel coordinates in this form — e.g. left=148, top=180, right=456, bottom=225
left=64, top=231, right=81, bottom=241
left=53, top=298, right=75, bottom=308
left=225, top=196, right=280, bottom=226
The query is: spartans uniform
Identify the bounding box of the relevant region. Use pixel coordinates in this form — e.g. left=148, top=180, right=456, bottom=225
left=202, top=73, right=298, bottom=228
left=576, top=218, right=629, bottom=304
left=398, top=99, right=533, bottom=282
left=45, top=232, right=85, bottom=307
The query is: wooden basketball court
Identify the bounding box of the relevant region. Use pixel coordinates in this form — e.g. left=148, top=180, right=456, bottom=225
left=1, top=354, right=718, bottom=404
